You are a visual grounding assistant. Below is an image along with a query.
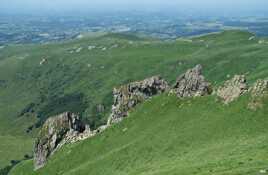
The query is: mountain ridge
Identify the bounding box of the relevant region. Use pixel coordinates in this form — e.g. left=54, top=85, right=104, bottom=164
left=1, top=30, right=268, bottom=174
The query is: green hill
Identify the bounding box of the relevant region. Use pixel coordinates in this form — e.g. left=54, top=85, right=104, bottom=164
left=10, top=94, right=268, bottom=175
left=0, top=30, right=268, bottom=174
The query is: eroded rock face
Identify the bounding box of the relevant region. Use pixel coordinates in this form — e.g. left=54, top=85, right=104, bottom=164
left=250, top=79, right=268, bottom=96
left=248, top=79, right=268, bottom=110
left=56, top=125, right=92, bottom=150
left=108, top=76, right=169, bottom=125
left=58, top=124, right=109, bottom=149
left=34, top=112, right=86, bottom=170
left=170, top=65, right=212, bottom=98
left=217, top=75, right=248, bottom=104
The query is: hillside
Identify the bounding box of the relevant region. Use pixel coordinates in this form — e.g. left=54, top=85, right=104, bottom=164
left=1, top=30, right=268, bottom=173
left=11, top=93, right=268, bottom=175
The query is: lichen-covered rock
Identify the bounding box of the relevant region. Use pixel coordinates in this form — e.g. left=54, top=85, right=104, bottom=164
left=248, top=79, right=268, bottom=110
left=217, top=75, right=248, bottom=104
left=108, top=76, right=169, bottom=125
left=34, top=112, right=86, bottom=170
left=170, top=65, right=212, bottom=98
left=59, top=124, right=108, bottom=147
left=56, top=125, right=92, bottom=148
left=250, top=79, right=268, bottom=96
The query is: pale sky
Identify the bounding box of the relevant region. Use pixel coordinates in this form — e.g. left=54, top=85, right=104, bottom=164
left=1, top=0, right=268, bottom=14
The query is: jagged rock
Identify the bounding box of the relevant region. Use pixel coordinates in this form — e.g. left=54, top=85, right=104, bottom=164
left=33, top=112, right=86, bottom=170
left=250, top=79, right=268, bottom=97
left=248, top=79, right=268, bottom=110
left=217, top=75, right=248, bottom=104
left=62, top=124, right=108, bottom=144
left=59, top=125, right=91, bottom=145
left=108, top=76, right=169, bottom=125
left=170, top=65, right=212, bottom=98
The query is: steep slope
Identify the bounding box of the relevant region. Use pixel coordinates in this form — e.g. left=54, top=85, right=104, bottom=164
left=11, top=93, right=268, bottom=175
left=1, top=30, right=268, bottom=170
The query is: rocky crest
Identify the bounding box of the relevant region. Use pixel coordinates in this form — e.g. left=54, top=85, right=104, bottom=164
left=217, top=75, right=248, bottom=104
left=33, top=65, right=216, bottom=170
left=248, top=79, right=268, bottom=110
left=108, top=76, right=169, bottom=125
left=170, top=65, right=212, bottom=98
left=108, top=65, right=212, bottom=124
left=250, top=79, right=268, bottom=96
left=32, top=64, right=268, bottom=171
left=33, top=112, right=86, bottom=170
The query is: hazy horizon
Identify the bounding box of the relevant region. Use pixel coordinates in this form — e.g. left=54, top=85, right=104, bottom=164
left=1, top=0, right=268, bottom=16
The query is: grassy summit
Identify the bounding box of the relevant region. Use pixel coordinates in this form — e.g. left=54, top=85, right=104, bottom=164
left=0, top=30, right=268, bottom=171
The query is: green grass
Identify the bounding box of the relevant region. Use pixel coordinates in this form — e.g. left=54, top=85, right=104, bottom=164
left=10, top=94, right=268, bottom=175
left=1, top=30, right=268, bottom=169
left=0, top=136, right=33, bottom=167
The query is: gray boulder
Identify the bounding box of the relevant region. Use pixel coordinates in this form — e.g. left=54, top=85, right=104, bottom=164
left=170, top=65, right=212, bottom=98
left=217, top=75, right=248, bottom=104
left=33, top=112, right=85, bottom=170
left=248, top=79, right=268, bottom=110
left=108, top=76, right=169, bottom=125
left=250, top=79, right=268, bottom=97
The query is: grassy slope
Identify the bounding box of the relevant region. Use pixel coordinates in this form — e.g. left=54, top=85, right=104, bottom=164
left=1, top=30, right=268, bottom=168
left=11, top=94, right=268, bottom=175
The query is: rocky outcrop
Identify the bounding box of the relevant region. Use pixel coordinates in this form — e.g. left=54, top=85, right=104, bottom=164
left=217, top=75, right=248, bottom=104
left=170, top=65, right=212, bottom=98
left=248, top=79, right=268, bottom=110
left=250, top=79, right=268, bottom=97
left=56, top=125, right=92, bottom=149
left=217, top=76, right=268, bottom=106
left=32, top=63, right=268, bottom=172
left=58, top=124, right=108, bottom=148
left=33, top=111, right=110, bottom=170
left=107, top=76, right=169, bottom=125
left=108, top=65, right=213, bottom=125
left=33, top=112, right=86, bottom=170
